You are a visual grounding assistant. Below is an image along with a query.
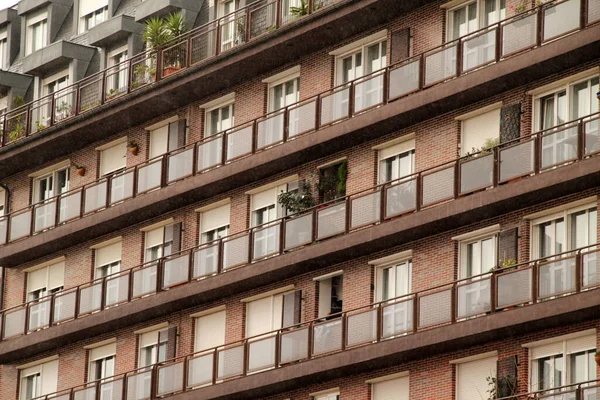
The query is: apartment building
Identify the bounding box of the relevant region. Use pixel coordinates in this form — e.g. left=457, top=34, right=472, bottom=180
left=0, top=0, right=599, bottom=399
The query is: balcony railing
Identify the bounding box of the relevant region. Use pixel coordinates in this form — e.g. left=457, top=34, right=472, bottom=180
left=18, top=245, right=600, bottom=399
left=1, top=0, right=597, bottom=148
left=0, top=111, right=598, bottom=341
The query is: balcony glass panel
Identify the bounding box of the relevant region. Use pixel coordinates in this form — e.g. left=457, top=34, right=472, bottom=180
left=73, top=386, right=96, bottom=400
left=457, top=277, right=491, bottom=319
left=34, top=201, right=56, bottom=232
left=354, top=73, right=384, bottom=113
left=132, top=265, right=157, bottom=298
left=253, top=224, right=280, bottom=260
left=9, top=211, right=31, bottom=241
left=226, top=126, right=253, bottom=161
left=280, top=327, right=309, bottom=364
left=249, top=1, right=276, bottom=38
left=163, top=254, right=190, bottom=288
left=257, top=113, right=284, bottom=149
left=3, top=308, right=25, bottom=338
left=197, top=136, right=223, bottom=171
left=288, top=100, right=316, bottom=138
left=190, top=28, right=217, bottom=65
left=382, top=299, right=413, bottom=337
left=497, top=268, right=532, bottom=308
left=84, top=182, right=108, bottom=214
left=388, top=59, right=420, bottom=99
left=421, top=166, right=454, bottom=207
left=460, top=153, right=494, bottom=194
left=0, top=218, right=7, bottom=245
left=425, top=45, right=457, bottom=86
left=317, top=203, right=346, bottom=239
left=312, top=319, right=342, bottom=355
left=248, top=336, right=276, bottom=372
left=157, top=361, right=184, bottom=396
left=126, top=370, right=152, bottom=400
left=502, top=13, right=537, bottom=56
left=463, top=29, right=496, bottom=71
left=541, top=125, right=578, bottom=169
left=584, top=118, right=599, bottom=155
left=582, top=250, right=599, bottom=289
left=217, top=345, right=244, bottom=380
left=384, top=179, right=416, bottom=218
left=418, top=288, right=452, bottom=328
left=99, top=378, right=123, bottom=400
left=162, top=42, right=187, bottom=77
left=59, top=191, right=82, bottom=223
left=346, top=309, right=377, bottom=347
left=320, top=87, right=349, bottom=125
left=223, top=234, right=249, bottom=270
left=137, top=160, right=162, bottom=192
left=589, top=0, right=600, bottom=23
left=105, top=274, right=129, bottom=307
left=168, top=148, right=194, bottom=182
left=28, top=299, right=50, bottom=331
left=499, top=140, right=535, bottom=181
left=284, top=213, right=313, bottom=250
left=350, top=191, right=380, bottom=229
left=188, top=353, right=214, bottom=388
left=543, top=0, right=580, bottom=41
left=79, top=282, right=102, bottom=315
left=193, top=244, right=219, bottom=279
left=110, top=171, right=134, bottom=204
left=53, top=291, right=76, bottom=323
left=539, top=257, right=576, bottom=299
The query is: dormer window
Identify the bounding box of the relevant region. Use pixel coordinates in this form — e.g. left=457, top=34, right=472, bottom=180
left=79, top=0, right=109, bottom=33
left=26, top=9, right=48, bottom=55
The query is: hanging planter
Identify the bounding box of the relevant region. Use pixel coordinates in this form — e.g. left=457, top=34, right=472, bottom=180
left=128, top=140, right=140, bottom=156
left=595, top=351, right=600, bottom=367
left=75, top=165, right=86, bottom=177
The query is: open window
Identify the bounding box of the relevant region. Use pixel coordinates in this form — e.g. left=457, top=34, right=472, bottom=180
left=18, top=358, right=59, bottom=400
left=148, top=119, right=186, bottom=159
left=79, top=0, right=108, bottom=33
left=136, top=324, right=177, bottom=397
left=25, top=260, right=64, bottom=330
left=94, top=240, right=122, bottom=307
left=377, top=138, right=415, bottom=184
left=315, top=271, right=343, bottom=319
left=87, top=341, right=116, bottom=387
left=318, top=161, right=347, bottom=203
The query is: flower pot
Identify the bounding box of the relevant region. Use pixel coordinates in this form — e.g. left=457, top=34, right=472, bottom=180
left=129, top=146, right=139, bottom=156
left=596, top=91, right=600, bottom=101
left=76, top=167, right=86, bottom=177
left=595, top=353, right=600, bottom=367
left=163, top=66, right=182, bottom=77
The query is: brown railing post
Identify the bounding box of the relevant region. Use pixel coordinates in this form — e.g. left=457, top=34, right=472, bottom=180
left=416, top=174, right=422, bottom=211
left=314, top=95, right=321, bottom=130
left=534, top=134, right=541, bottom=174
left=531, top=262, right=539, bottom=303
left=100, top=278, right=107, bottom=311
left=379, top=185, right=386, bottom=223
left=453, top=161, right=460, bottom=199
left=275, top=330, right=281, bottom=368
left=74, top=287, right=81, bottom=319
left=580, top=0, right=586, bottom=29
left=308, top=321, right=314, bottom=359
left=0, top=311, right=5, bottom=340
left=341, top=313, right=347, bottom=350
left=348, top=83, right=355, bottom=117
left=455, top=41, right=463, bottom=77
left=215, top=20, right=222, bottom=56
left=575, top=251, right=582, bottom=292
left=376, top=305, right=382, bottom=341
left=24, top=106, right=31, bottom=137
left=495, top=26, right=502, bottom=62
left=212, top=350, right=218, bottom=385
left=221, top=133, right=228, bottom=164
left=450, top=284, right=457, bottom=323
left=156, top=260, right=164, bottom=293
left=48, top=295, right=55, bottom=328
left=311, top=208, right=318, bottom=242
left=413, top=295, right=419, bottom=333
left=100, top=71, right=107, bottom=104
left=128, top=269, right=134, bottom=302
left=577, top=119, right=584, bottom=160
left=490, top=273, right=497, bottom=313
left=0, top=114, right=6, bottom=146
left=50, top=96, right=56, bottom=126
left=156, top=49, right=163, bottom=82
left=275, top=0, right=282, bottom=29
left=278, top=220, right=285, bottom=255
left=186, top=37, right=193, bottom=68
left=248, top=229, right=254, bottom=264
left=536, top=6, right=543, bottom=46
left=492, top=146, right=499, bottom=187
left=308, top=0, right=314, bottom=14
left=24, top=305, right=29, bottom=335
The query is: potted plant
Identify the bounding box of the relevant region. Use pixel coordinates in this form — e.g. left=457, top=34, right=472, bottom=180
left=128, top=140, right=140, bottom=156
left=55, top=101, right=73, bottom=120
left=143, top=12, right=188, bottom=77
left=35, top=120, right=47, bottom=132
left=290, top=0, right=321, bottom=18
left=277, top=181, right=316, bottom=214
left=595, top=351, right=600, bottom=367
left=75, top=165, right=86, bottom=177
left=106, top=88, right=120, bottom=100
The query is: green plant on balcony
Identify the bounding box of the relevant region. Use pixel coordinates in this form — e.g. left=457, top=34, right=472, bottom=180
left=510, top=0, right=527, bottom=13
left=35, top=120, right=47, bottom=131
left=81, top=101, right=101, bottom=111
left=318, top=161, right=347, bottom=202
left=465, top=137, right=500, bottom=159
left=7, top=95, right=26, bottom=142
left=290, top=0, right=321, bottom=17
left=55, top=101, right=73, bottom=120
left=500, top=258, right=517, bottom=268
left=133, top=63, right=156, bottom=86
left=106, top=88, right=120, bottom=100
left=278, top=181, right=316, bottom=214
left=143, top=12, right=188, bottom=71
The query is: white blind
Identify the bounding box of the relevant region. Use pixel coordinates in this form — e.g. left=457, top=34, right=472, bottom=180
left=456, top=356, right=497, bottom=400
left=246, top=296, right=274, bottom=337
left=566, top=335, right=596, bottom=354
left=531, top=341, right=564, bottom=359
left=100, top=142, right=126, bottom=175
left=90, top=342, right=116, bottom=361
left=252, top=187, right=278, bottom=211
left=373, top=375, right=409, bottom=400
left=201, top=204, right=231, bottom=233
left=0, top=28, right=6, bottom=41
left=79, top=0, right=108, bottom=18
left=149, top=125, right=169, bottom=159
left=146, top=228, right=164, bottom=249
left=27, top=9, right=48, bottom=26
left=379, top=139, right=415, bottom=160
left=27, top=268, right=48, bottom=293
left=139, top=330, right=160, bottom=348
left=47, top=262, right=65, bottom=290
left=41, top=360, right=58, bottom=396
left=461, top=108, right=501, bottom=156
left=195, top=310, right=226, bottom=352
left=96, top=241, right=122, bottom=267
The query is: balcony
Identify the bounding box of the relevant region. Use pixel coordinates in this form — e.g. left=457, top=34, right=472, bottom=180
left=10, top=246, right=600, bottom=399
left=0, top=71, right=33, bottom=99
left=0, top=113, right=598, bottom=362
left=88, top=15, right=143, bottom=47
left=21, top=40, right=96, bottom=75
left=17, top=0, right=72, bottom=16
left=134, top=0, right=202, bottom=23
left=0, top=0, right=408, bottom=177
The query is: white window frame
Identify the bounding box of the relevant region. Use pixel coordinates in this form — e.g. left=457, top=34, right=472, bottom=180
left=367, top=372, right=410, bottom=400
left=310, top=389, right=340, bottom=400
left=98, top=138, right=127, bottom=176
left=32, top=165, right=70, bottom=204
left=370, top=251, right=413, bottom=302
left=26, top=9, right=48, bottom=56
left=530, top=202, right=597, bottom=259
left=0, top=28, right=8, bottom=70
left=137, top=327, right=168, bottom=368
left=80, top=5, right=108, bottom=33
left=331, top=31, right=388, bottom=85
left=106, top=45, right=129, bottom=94
left=457, top=103, right=502, bottom=156
left=376, top=138, right=416, bottom=184
left=0, top=187, right=5, bottom=216
left=445, top=0, right=506, bottom=41
left=18, top=358, right=59, bottom=400
left=532, top=72, right=600, bottom=132
left=457, top=230, right=498, bottom=279
left=244, top=289, right=294, bottom=338
left=266, top=70, right=300, bottom=113
left=198, top=201, right=231, bottom=245
left=87, top=342, right=116, bottom=382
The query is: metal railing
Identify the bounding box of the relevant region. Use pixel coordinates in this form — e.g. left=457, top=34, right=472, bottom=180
left=1, top=0, right=597, bottom=148
left=0, top=111, right=598, bottom=340
left=21, top=245, right=600, bottom=399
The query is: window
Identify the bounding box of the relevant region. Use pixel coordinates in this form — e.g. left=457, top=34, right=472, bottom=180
left=312, top=391, right=340, bottom=400
left=136, top=326, right=176, bottom=397
left=0, top=28, right=7, bottom=70
left=19, top=359, right=58, bottom=400
left=88, top=342, right=116, bottom=384
left=206, top=102, right=234, bottom=137
left=81, top=6, right=108, bottom=33
left=100, top=140, right=127, bottom=176
left=376, top=259, right=412, bottom=302
left=319, top=162, right=346, bottom=202
left=459, top=233, right=497, bottom=278
left=94, top=241, right=122, bottom=307
left=26, top=261, right=65, bottom=302
left=0, top=188, right=5, bottom=216
left=40, top=72, right=70, bottom=125
left=531, top=203, right=597, bottom=259
left=32, top=166, right=70, bottom=204
left=149, top=120, right=185, bottom=159
left=219, top=0, right=238, bottom=51
left=460, top=106, right=501, bottom=156
left=447, top=0, right=506, bottom=41
left=268, top=75, right=299, bottom=113
left=144, top=223, right=182, bottom=263
left=455, top=353, right=498, bottom=400
left=370, top=374, right=409, bottom=400
left=316, top=272, right=343, bottom=318
left=527, top=331, right=597, bottom=392
left=199, top=202, right=230, bottom=244
left=377, top=138, right=415, bottom=184
left=194, top=310, right=226, bottom=353
left=26, top=9, right=48, bottom=55
left=107, top=47, right=128, bottom=95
